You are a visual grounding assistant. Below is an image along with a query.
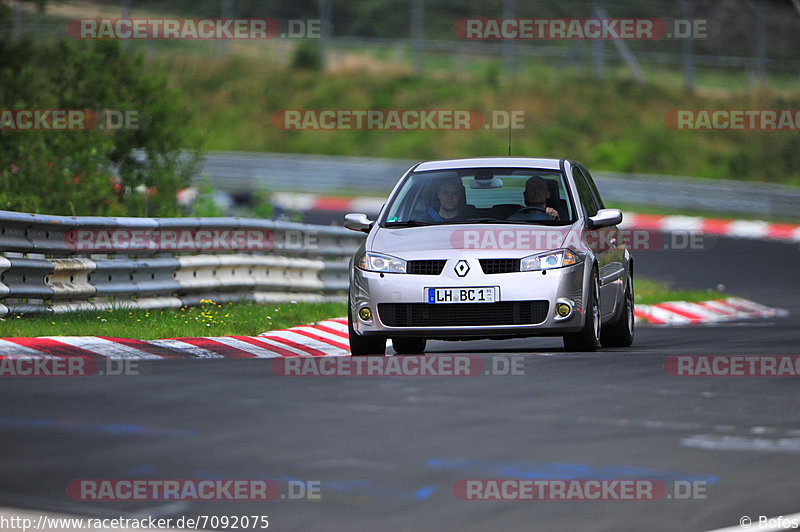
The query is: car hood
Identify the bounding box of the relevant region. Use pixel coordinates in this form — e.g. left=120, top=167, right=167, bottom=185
left=369, top=223, right=578, bottom=258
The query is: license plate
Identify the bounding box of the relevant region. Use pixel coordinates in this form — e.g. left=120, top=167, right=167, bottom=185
left=428, top=287, right=498, bottom=304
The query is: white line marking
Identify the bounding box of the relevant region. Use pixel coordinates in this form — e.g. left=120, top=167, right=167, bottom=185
left=682, top=434, right=800, bottom=454
left=0, top=504, right=186, bottom=531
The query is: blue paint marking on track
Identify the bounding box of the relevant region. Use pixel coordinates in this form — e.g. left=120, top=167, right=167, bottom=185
left=193, top=469, right=437, bottom=500
left=0, top=418, right=196, bottom=437
left=425, top=458, right=719, bottom=484
left=127, top=463, right=158, bottom=476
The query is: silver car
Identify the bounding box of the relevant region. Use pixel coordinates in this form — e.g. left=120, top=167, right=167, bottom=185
left=344, top=157, right=634, bottom=355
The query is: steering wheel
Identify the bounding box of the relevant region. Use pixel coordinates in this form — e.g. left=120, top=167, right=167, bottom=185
left=512, top=206, right=551, bottom=216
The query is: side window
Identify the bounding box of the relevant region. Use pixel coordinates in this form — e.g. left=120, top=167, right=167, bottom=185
left=572, top=166, right=599, bottom=217
left=580, top=165, right=605, bottom=210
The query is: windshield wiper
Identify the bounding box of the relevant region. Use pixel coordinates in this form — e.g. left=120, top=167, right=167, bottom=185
left=451, top=218, right=519, bottom=224
left=384, top=220, right=434, bottom=227
left=453, top=218, right=574, bottom=226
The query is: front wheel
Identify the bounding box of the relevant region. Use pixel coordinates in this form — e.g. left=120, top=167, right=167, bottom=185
left=348, top=307, right=386, bottom=356
left=391, top=337, right=427, bottom=355
left=563, top=271, right=601, bottom=352
left=600, top=276, right=635, bottom=348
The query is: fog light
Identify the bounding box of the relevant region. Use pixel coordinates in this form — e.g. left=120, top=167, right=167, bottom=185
left=556, top=303, right=571, bottom=317
left=358, top=307, right=373, bottom=321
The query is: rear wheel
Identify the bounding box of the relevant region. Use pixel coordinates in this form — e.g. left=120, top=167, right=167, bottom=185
left=391, top=337, right=427, bottom=355
left=348, top=307, right=386, bottom=356
left=600, top=276, right=635, bottom=348
left=563, top=271, right=601, bottom=352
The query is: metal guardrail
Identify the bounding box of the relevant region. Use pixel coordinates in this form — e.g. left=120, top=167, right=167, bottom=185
left=0, top=211, right=364, bottom=315
left=198, top=152, right=800, bottom=220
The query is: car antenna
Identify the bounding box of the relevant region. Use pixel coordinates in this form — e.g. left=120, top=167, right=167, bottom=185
left=507, top=123, right=512, bottom=156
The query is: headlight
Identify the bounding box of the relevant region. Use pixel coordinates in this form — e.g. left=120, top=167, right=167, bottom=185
left=357, top=252, right=407, bottom=273
left=520, top=249, right=580, bottom=271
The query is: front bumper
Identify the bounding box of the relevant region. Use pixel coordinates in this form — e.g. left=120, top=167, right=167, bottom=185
left=350, top=258, right=588, bottom=339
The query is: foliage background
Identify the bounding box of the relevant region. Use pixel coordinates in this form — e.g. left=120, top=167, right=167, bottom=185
left=0, top=37, right=203, bottom=216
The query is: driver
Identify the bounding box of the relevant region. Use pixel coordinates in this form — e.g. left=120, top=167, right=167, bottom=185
left=423, top=177, right=470, bottom=222
left=508, top=176, right=560, bottom=221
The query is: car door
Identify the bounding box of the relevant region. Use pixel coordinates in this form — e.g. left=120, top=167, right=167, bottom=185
left=572, top=165, right=621, bottom=319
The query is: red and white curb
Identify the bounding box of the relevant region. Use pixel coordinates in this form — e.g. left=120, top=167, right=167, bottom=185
left=271, top=193, right=384, bottom=215
left=270, top=192, right=800, bottom=244
left=620, top=213, right=800, bottom=243
left=0, top=299, right=789, bottom=358
left=0, top=318, right=352, bottom=359
left=635, top=297, right=789, bottom=325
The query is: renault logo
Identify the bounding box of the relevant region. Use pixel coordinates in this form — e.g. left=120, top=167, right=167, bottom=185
left=454, top=260, right=470, bottom=277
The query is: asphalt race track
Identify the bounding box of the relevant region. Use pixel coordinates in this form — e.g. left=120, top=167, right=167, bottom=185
left=1, top=235, right=798, bottom=531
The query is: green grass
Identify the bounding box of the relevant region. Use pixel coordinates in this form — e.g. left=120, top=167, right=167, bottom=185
left=0, top=279, right=721, bottom=339
left=0, top=301, right=347, bottom=340
left=158, top=54, right=800, bottom=186
left=634, top=277, right=724, bottom=305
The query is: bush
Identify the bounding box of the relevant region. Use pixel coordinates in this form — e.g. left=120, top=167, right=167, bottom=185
left=0, top=38, right=203, bottom=216
left=291, top=41, right=322, bottom=71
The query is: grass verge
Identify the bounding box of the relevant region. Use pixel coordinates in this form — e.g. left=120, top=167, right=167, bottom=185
left=0, top=301, right=347, bottom=340
left=635, top=278, right=725, bottom=305
left=164, top=55, right=800, bottom=186
left=0, top=278, right=722, bottom=339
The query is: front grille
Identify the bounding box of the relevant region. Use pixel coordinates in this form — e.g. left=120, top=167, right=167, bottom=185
left=406, top=260, right=447, bottom=275
left=378, top=301, right=549, bottom=327
left=479, top=259, right=521, bottom=274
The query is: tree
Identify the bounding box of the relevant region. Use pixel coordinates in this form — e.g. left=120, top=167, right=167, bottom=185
left=0, top=38, right=203, bottom=216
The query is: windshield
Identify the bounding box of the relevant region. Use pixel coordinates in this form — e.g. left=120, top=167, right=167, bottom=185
left=382, top=167, right=575, bottom=227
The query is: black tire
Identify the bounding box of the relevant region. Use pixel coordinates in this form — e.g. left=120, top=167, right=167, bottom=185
left=348, top=307, right=386, bottom=356
left=600, top=276, right=635, bottom=348
left=563, top=271, right=601, bottom=352
left=391, top=337, right=427, bottom=355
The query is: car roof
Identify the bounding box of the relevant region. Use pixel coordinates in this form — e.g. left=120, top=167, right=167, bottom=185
left=414, top=157, right=565, bottom=172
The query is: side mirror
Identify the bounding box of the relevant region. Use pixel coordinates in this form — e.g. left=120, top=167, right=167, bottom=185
left=588, top=208, right=623, bottom=229
left=344, top=213, right=374, bottom=234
